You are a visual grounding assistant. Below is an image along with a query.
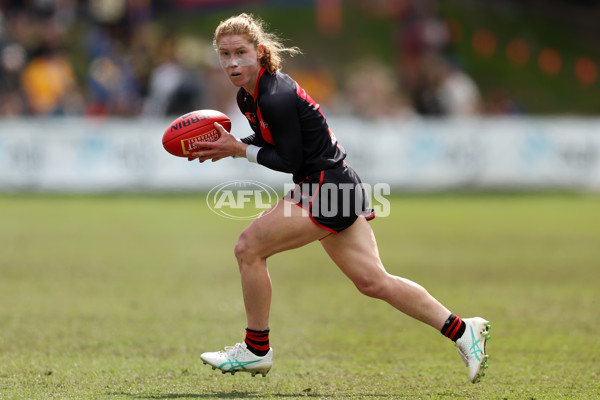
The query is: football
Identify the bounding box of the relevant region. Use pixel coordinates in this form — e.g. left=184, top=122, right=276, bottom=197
left=162, top=109, right=231, bottom=157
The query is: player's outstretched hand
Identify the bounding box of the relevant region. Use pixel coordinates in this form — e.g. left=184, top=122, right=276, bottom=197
left=188, top=122, right=247, bottom=162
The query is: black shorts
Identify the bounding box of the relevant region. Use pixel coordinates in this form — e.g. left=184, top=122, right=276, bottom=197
left=284, top=162, right=375, bottom=234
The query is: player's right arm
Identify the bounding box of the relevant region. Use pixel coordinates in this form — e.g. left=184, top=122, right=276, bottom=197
left=188, top=122, right=247, bottom=162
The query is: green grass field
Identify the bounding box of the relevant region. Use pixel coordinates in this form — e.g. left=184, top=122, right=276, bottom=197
left=1, top=193, right=599, bottom=399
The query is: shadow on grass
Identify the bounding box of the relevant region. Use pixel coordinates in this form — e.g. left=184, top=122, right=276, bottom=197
left=108, top=391, right=401, bottom=399
left=108, top=393, right=253, bottom=399
left=109, top=393, right=251, bottom=399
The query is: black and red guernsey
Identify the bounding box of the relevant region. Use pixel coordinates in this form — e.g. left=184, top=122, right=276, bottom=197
left=237, top=67, right=346, bottom=183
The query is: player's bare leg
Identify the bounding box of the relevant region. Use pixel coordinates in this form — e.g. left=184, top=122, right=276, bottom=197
left=320, top=216, right=451, bottom=329
left=320, top=216, right=490, bottom=382
left=201, top=200, right=325, bottom=376
left=234, top=199, right=325, bottom=330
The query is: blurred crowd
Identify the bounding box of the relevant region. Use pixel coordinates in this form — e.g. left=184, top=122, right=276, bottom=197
left=334, top=0, right=492, bottom=118
left=0, top=0, right=498, bottom=120
left=0, top=0, right=236, bottom=118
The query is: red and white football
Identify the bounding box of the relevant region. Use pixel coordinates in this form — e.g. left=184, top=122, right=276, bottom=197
left=162, top=109, right=231, bottom=157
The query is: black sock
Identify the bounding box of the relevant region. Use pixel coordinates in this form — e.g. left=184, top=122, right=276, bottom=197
left=244, top=328, right=270, bottom=356
left=440, top=314, right=466, bottom=342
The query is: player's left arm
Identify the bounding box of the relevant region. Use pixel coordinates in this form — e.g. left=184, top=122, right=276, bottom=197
left=250, top=92, right=303, bottom=173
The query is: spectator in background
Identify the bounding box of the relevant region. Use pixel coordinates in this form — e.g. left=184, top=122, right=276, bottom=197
left=142, top=35, right=208, bottom=117
left=342, top=59, right=414, bottom=119
left=20, top=43, right=77, bottom=115
left=20, top=19, right=82, bottom=115
left=84, top=0, right=146, bottom=116
left=0, top=6, right=28, bottom=116
left=436, top=58, right=482, bottom=116
left=411, top=52, right=444, bottom=115
left=388, top=0, right=450, bottom=107
left=0, top=43, right=27, bottom=116
left=413, top=52, right=482, bottom=116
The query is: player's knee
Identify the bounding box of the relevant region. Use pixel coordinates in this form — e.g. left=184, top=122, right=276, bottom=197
left=234, top=233, right=250, bottom=262
left=234, top=229, right=260, bottom=265
left=353, top=274, right=387, bottom=299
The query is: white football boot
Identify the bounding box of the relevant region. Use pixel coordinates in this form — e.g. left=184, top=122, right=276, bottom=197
left=201, top=342, right=273, bottom=377
left=455, top=317, right=491, bottom=383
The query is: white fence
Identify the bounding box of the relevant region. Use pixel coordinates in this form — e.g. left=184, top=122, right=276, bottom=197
left=0, top=116, right=599, bottom=192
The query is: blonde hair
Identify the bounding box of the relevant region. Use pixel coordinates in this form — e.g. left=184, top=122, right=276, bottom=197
left=213, top=13, right=301, bottom=74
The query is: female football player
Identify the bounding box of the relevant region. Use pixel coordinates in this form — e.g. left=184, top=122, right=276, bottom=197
left=189, top=13, right=490, bottom=383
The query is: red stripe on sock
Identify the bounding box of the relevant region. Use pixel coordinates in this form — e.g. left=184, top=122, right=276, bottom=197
left=245, top=329, right=270, bottom=352
left=246, top=331, right=269, bottom=340
left=449, top=318, right=463, bottom=341
left=445, top=317, right=459, bottom=335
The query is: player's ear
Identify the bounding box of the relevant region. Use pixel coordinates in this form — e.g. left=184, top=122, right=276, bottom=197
left=257, top=44, right=265, bottom=59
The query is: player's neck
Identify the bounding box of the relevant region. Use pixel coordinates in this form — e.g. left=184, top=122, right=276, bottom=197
left=243, top=68, right=265, bottom=99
